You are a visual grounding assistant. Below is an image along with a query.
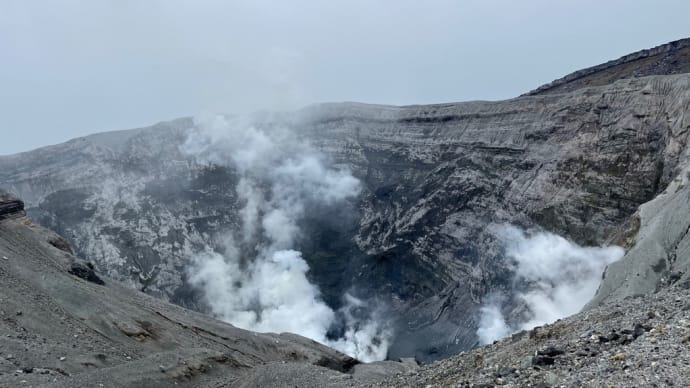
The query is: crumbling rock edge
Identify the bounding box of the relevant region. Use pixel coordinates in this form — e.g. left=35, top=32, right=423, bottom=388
left=0, top=189, right=25, bottom=220
left=374, top=285, right=690, bottom=387
left=525, top=37, right=690, bottom=95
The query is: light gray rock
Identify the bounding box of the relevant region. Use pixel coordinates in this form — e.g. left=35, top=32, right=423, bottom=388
left=3, top=72, right=690, bottom=361
left=0, top=189, right=24, bottom=219
left=525, top=37, right=690, bottom=95
left=590, top=166, right=690, bottom=306
left=0, top=214, right=412, bottom=387
left=2, top=39, right=690, bottom=362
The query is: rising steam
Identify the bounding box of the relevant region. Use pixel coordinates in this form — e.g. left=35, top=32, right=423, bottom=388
left=181, top=113, right=390, bottom=361
left=477, top=225, right=624, bottom=344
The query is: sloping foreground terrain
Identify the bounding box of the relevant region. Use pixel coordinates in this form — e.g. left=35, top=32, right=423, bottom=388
left=376, top=166, right=690, bottom=386
left=2, top=38, right=690, bottom=361
left=375, top=284, right=690, bottom=387
left=0, top=191, right=415, bottom=387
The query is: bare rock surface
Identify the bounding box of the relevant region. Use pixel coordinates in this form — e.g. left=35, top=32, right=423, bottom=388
left=0, top=190, right=24, bottom=220
left=526, top=37, right=690, bottom=95
left=2, top=73, right=690, bottom=361
left=1, top=38, right=690, bottom=363
left=0, top=212, right=409, bottom=387
left=589, top=164, right=690, bottom=306
left=374, top=285, right=690, bottom=387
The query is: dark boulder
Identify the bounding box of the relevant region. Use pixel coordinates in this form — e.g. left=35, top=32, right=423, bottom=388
left=537, top=345, right=565, bottom=357
left=68, top=261, right=105, bottom=285
left=0, top=189, right=25, bottom=219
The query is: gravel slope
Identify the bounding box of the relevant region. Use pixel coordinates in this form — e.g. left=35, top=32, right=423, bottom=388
left=374, top=283, right=690, bottom=387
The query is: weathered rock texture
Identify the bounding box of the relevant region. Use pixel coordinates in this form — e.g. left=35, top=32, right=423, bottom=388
left=526, top=37, right=690, bottom=95
left=0, top=190, right=24, bottom=220
left=374, top=284, right=690, bottom=387
left=588, top=158, right=690, bottom=306
left=0, top=201, right=413, bottom=387
left=1, top=39, right=690, bottom=363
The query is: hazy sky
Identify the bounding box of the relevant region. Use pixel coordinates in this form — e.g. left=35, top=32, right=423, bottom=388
left=1, top=0, right=689, bottom=155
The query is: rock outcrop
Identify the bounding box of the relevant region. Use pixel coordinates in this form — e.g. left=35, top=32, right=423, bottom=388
left=0, top=190, right=25, bottom=220
left=1, top=39, right=690, bottom=362
left=525, top=37, right=690, bottom=95
left=588, top=162, right=690, bottom=306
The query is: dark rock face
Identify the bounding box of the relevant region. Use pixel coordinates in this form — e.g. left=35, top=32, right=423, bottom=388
left=68, top=261, right=105, bottom=285
left=1, top=41, right=689, bottom=362
left=48, top=235, right=73, bottom=253
left=587, top=139, right=690, bottom=306
left=0, top=189, right=25, bottom=219
left=526, top=38, right=690, bottom=95
left=292, top=74, right=690, bottom=359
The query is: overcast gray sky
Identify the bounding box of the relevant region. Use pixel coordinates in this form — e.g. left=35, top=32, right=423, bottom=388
left=1, top=0, right=689, bottom=155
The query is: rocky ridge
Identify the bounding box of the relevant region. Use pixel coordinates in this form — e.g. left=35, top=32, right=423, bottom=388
left=525, top=37, right=690, bottom=95
left=1, top=39, right=690, bottom=362
left=589, top=159, right=690, bottom=306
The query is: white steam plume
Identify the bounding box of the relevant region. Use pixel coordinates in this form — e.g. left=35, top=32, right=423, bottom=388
left=476, top=302, right=512, bottom=345
left=182, top=113, right=390, bottom=362
left=477, top=225, right=624, bottom=345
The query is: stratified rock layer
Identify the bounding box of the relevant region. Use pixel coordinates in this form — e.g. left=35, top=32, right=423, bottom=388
left=0, top=189, right=24, bottom=219
left=588, top=159, right=690, bottom=306
left=1, top=40, right=690, bottom=361
left=525, top=37, right=690, bottom=95
left=0, top=211, right=413, bottom=387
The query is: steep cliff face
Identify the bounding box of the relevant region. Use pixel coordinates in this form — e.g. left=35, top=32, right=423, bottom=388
left=588, top=153, right=690, bottom=307
left=294, top=75, right=690, bottom=358
left=377, top=281, right=690, bottom=387
left=0, top=190, right=25, bottom=220
left=2, top=41, right=690, bottom=362
left=0, top=195, right=416, bottom=387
